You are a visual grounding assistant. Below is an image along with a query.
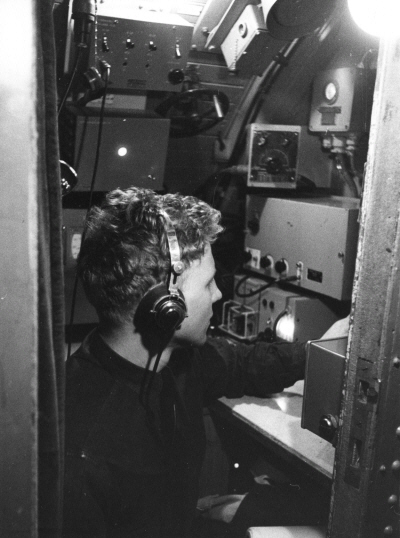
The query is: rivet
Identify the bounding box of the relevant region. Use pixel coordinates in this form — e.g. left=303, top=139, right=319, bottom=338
left=388, top=494, right=398, bottom=505
left=396, top=427, right=400, bottom=439
left=393, top=357, right=400, bottom=368
left=391, top=460, right=400, bottom=472
left=379, top=465, right=387, bottom=474
left=384, top=526, right=393, bottom=535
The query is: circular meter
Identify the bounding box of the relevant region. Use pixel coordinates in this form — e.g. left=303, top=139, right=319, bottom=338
left=324, top=81, right=338, bottom=104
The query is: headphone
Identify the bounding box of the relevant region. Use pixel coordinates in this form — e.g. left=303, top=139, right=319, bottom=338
left=134, top=210, right=187, bottom=334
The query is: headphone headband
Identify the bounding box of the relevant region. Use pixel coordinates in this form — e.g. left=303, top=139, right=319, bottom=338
left=134, top=208, right=187, bottom=334
left=159, top=210, right=184, bottom=293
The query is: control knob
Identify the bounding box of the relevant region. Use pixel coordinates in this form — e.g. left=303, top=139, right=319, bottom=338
left=275, top=258, right=288, bottom=274
left=247, top=217, right=260, bottom=235
left=260, top=255, right=272, bottom=269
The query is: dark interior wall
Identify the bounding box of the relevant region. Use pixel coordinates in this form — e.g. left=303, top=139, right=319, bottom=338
left=163, top=1, right=378, bottom=199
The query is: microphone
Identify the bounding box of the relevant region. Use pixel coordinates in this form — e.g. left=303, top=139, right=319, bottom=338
left=72, top=0, right=95, bottom=48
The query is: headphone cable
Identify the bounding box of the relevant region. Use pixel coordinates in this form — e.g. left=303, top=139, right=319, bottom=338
left=139, top=335, right=170, bottom=407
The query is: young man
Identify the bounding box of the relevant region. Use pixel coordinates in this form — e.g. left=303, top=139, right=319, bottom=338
left=63, top=186, right=346, bottom=538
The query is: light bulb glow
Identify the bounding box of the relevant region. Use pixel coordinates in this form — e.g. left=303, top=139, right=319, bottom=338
left=348, top=0, right=400, bottom=37
left=275, top=314, right=295, bottom=342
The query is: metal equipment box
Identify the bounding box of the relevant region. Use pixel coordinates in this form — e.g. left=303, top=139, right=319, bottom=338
left=302, top=337, right=347, bottom=443
left=309, top=67, right=375, bottom=133
left=219, top=277, right=338, bottom=342
left=246, top=124, right=332, bottom=189
left=221, top=5, right=270, bottom=74
left=244, top=195, right=360, bottom=300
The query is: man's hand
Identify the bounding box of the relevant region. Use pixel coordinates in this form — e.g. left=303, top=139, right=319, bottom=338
left=320, top=315, right=350, bottom=340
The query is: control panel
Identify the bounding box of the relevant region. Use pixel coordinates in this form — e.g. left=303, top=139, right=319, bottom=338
left=244, top=195, right=360, bottom=300
left=246, top=124, right=332, bottom=189
left=219, top=276, right=338, bottom=342
left=89, top=11, right=193, bottom=92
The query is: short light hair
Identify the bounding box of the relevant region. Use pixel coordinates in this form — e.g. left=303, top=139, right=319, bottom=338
left=77, top=186, right=223, bottom=325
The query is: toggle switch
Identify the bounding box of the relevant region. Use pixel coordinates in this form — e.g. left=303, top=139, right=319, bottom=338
left=102, top=36, right=110, bottom=52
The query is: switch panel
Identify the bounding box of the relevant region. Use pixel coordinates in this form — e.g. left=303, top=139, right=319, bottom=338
left=66, top=10, right=193, bottom=92
left=245, top=195, right=360, bottom=300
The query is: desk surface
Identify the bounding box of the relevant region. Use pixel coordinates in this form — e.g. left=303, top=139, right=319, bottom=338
left=214, top=380, right=335, bottom=484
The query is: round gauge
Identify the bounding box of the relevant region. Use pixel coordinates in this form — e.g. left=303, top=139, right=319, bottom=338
left=324, top=81, right=338, bottom=103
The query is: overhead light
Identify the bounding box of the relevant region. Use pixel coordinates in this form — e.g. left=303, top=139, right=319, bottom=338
left=347, top=0, right=400, bottom=37
left=117, top=146, right=128, bottom=157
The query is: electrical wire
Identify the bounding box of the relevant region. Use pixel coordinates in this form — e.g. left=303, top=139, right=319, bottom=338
left=139, top=345, right=165, bottom=407
left=234, top=273, right=298, bottom=298
left=66, top=68, right=110, bottom=360
left=58, top=48, right=83, bottom=118
left=334, top=153, right=360, bottom=197
left=234, top=274, right=277, bottom=298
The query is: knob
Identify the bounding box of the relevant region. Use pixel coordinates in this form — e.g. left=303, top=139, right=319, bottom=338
left=247, top=217, right=260, bottom=235
left=265, top=157, right=283, bottom=175
left=257, top=134, right=267, bottom=146
left=243, top=250, right=252, bottom=264
left=168, top=69, right=185, bottom=85
left=260, top=255, right=272, bottom=269
left=274, top=258, right=288, bottom=274
left=319, top=414, right=338, bottom=442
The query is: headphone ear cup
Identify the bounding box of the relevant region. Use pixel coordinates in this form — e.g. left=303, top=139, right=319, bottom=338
left=135, top=282, right=187, bottom=334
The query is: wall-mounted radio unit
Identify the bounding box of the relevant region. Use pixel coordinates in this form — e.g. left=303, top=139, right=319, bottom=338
left=246, top=123, right=332, bottom=189
left=244, top=195, right=359, bottom=300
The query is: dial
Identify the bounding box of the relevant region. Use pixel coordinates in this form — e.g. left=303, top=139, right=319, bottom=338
left=324, top=81, right=338, bottom=103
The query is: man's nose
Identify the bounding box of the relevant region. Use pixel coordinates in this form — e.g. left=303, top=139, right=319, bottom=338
left=213, top=286, right=222, bottom=303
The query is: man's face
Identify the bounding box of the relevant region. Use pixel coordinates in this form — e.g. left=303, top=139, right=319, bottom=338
left=172, top=244, right=222, bottom=347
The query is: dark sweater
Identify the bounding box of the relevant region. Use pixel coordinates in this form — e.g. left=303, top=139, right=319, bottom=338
left=63, top=329, right=306, bottom=538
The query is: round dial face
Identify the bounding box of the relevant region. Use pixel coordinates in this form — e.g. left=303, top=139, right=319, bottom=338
left=324, top=81, right=338, bottom=103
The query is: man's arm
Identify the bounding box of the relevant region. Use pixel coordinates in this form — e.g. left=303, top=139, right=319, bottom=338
left=198, top=317, right=350, bottom=404
left=198, top=337, right=306, bottom=404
